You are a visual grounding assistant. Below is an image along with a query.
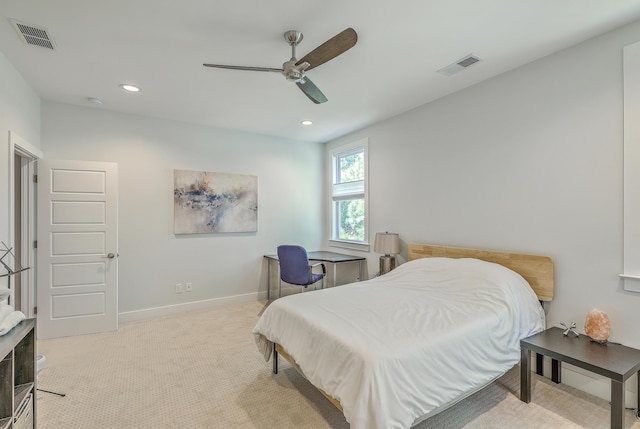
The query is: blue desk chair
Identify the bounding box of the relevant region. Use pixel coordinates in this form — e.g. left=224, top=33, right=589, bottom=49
left=277, top=245, right=326, bottom=298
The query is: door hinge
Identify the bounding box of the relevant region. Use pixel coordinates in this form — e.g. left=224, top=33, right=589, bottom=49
left=33, top=174, right=37, bottom=183
left=33, top=240, right=37, bottom=249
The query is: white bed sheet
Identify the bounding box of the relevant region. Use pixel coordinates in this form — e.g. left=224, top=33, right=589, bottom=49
left=253, top=257, right=545, bottom=429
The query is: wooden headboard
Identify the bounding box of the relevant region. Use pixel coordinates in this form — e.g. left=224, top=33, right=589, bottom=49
left=408, top=243, right=554, bottom=301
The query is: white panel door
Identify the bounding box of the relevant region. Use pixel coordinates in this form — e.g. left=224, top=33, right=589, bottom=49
left=37, top=160, right=118, bottom=339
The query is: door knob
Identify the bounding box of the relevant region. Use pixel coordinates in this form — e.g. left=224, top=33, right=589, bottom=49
left=104, top=253, right=116, bottom=259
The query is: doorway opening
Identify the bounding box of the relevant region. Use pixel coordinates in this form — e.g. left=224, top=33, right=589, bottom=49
left=9, top=131, right=41, bottom=317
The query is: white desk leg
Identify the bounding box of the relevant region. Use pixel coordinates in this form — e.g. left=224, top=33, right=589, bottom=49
left=277, top=262, right=282, bottom=298
left=267, top=259, right=271, bottom=300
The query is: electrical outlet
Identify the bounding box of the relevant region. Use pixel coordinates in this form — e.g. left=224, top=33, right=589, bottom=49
left=185, top=282, right=192, bottom=292
left=175, top=283, right=184, bottom=294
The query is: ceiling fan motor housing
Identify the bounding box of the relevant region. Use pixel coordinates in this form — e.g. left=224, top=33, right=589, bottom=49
left=282, top=60, right=309, bottom=82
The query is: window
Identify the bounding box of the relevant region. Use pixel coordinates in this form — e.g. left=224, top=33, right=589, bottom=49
left=330, top=139, right=368, bottom=247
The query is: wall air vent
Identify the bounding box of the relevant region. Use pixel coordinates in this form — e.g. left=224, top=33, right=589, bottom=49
left=10, top=19, right=56, bottom=50
left=437, top=54, right=482, bottom=76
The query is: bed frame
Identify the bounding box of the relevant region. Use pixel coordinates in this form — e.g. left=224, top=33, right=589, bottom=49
left=272, top=243, right=555, bottom=415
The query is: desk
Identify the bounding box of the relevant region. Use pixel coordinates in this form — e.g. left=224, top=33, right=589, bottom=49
left=264, top=251, right=366, bottom=299
left=520, top=327, right=640, bottom=429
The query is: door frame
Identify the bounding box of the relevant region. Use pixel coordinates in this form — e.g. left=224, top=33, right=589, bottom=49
left=8, top=131, right=42, bottom=317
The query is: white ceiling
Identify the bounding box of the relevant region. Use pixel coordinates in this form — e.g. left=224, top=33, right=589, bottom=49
left=2, top=1, right=640, bottom=143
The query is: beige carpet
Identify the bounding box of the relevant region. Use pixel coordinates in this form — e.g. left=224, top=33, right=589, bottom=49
left=36, top=300, right=640, bottom=429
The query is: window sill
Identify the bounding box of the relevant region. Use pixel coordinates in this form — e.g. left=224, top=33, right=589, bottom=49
left=620, top=274, right=640, bottom=292
left=329, top=240, right=370, bottom=253
left=619, top=274, right=640, bottom=280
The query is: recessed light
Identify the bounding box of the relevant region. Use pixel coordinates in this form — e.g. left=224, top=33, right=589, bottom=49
left=120, top=84, right=140, bottom=92
left=87, top=97, right=103, bottom=105
left=301, top=120, right=313, bottom=126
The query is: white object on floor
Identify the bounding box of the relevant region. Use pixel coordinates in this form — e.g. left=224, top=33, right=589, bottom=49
left=37, top=354, right=46, bottom=375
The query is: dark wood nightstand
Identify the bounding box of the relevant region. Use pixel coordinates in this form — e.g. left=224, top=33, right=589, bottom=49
left=520, top=327, right=640, bottom=429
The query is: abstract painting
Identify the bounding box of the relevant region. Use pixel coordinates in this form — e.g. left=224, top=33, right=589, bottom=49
left=174, top=170, right=257, bottom=234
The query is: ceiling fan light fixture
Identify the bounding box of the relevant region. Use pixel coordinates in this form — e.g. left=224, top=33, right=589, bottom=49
left=301, top=120, right=313, bottom=126
left=120, top=84, right=140, bottom=92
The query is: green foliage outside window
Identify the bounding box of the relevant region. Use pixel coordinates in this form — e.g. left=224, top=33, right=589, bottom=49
left=336, top=149, right=365, bottom=241
left=338, top=199, right=364, bottom=241
left=338, top=152, right=364, bottom=182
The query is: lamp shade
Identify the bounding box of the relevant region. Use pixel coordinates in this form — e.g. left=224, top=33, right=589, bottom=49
left=374, top=232, right=400, bottom=255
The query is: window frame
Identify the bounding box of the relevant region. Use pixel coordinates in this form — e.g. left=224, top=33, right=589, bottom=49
left=328, top=138, right=369, bottom=251
left=622, top=41, right=640, bottom=291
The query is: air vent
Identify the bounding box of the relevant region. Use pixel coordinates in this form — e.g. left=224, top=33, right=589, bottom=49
left=10, top=19, right=56, bottom=50
left=437, top=54, right=482, bottom=76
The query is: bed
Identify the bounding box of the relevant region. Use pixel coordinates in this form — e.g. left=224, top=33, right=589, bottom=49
left=253, top=243, right=554, bottom=429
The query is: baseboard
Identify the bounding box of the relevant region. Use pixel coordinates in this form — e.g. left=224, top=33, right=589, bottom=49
left=537, top=355, right=638, bottom=409
left=118, top=291, right=268, bottom=323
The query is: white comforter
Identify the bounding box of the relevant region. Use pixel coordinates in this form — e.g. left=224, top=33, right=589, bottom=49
left=253, top=257, right=545, bottom=429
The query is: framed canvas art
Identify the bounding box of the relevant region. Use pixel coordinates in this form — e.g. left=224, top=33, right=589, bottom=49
left=174, top=170, right=257, bottom=234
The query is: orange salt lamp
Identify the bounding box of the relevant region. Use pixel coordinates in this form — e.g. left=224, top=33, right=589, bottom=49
left=584, top=308, right=610, bottom=343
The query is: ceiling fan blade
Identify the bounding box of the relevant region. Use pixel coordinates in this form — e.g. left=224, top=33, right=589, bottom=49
left=296, top=28, right=357, bottom=71
left=203, top=64, right=283, bottom=73
left=296, top=78, right=328, bottom=104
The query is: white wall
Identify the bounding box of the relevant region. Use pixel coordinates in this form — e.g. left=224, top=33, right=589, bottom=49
left=326, top=18, right=640, bottom=402
left=328, top=18, right=640, bottom=345
left=41, top=102, right=323, bottom=318
left=0, top=52, right=41, bottom=288
left=0, top=53, right=40, bottom=148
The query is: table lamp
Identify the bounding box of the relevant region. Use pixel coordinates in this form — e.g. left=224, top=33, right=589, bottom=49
left=374, top=232, right=400, bottom=275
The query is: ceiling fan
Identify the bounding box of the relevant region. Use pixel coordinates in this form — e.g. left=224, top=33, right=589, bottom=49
left=203, top=28, right=357, bottom=104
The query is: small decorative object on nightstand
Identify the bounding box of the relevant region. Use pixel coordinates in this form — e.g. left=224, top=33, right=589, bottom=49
left=560, top=321, right=579, bottom=337
left=374, top=232, right=400, bottom=275
left=584, top=308, right=611, bottom=343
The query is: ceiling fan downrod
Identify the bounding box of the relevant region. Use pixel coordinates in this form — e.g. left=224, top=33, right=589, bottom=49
left=284, top=30, right=303, bottom=58
left=282, top=30, right=308, bottom=82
